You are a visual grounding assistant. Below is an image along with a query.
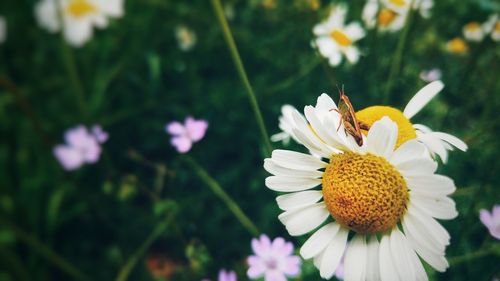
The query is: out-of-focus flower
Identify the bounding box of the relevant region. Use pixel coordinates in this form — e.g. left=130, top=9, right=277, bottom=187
left=313, top=5, right=366, bottom=66
left=264, top=95, right=458, bottom=279
left=479, top=205, right=500, bottom=240
left=175, top=25, right=197, bottom=51
left=166, top=116, right=208, bottom=153
left=483, top=14, right=500, bottom=41
left=308, top=0, right=320, bottom=10
left=0, top=16, right=6, bottom=44
left=362, top=0, right=434, bottom=33
left=91, top=125, right=109, bottom=143
left=35, top=0, right=124, bottom=47
left=262, top=0, right=277, bottom=10
left=445, top=37, right=468, bottom=54
left=463, top=22, right=485, bottom=42
left=53, top=125, right=108, bottom=170
left=224, top=3, right=235, bottom=21
left=357, top=81, right=467, bottom=163
left=146, top=254, right=177, bottom=279
left=419, top=68, right=442, bottom=82
left=271, top=105, right=299, bottom=145
left=247, top=235, right=301, bottom=281
left=218, top=269, right=237, bottom=281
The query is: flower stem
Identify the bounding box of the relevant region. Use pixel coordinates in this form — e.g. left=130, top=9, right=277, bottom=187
left=115, top=213, right=174, bottom=281
left=210, top=0, right=272, bottom=156
left=60, top=40, right=88, bottom=119
left=383, top=1, right=415, bottom=103
left=182, top=155, right=260, bottom=236
left=0, top=218, right=91, bottom=281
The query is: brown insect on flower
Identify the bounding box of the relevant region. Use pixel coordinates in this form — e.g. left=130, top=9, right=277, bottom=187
left=331, top=85, right=370, bottom=146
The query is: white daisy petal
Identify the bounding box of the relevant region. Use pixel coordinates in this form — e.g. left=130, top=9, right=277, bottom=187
left=390, top=140, right=426, bottom=165
left=366, top=236, right=380, bottom=281
left=397, top=158, right=438, bottom=176
left=300, top=222, right=340, bottom=259
left=389, top=229, right=416, bottom=281
left=366, top=117, right=398, bottom=158
left=409, top=203, right=451, bottom=244
left=320, top=227, right=349, bottom=279
left=270, top=150, right=327, bottom=171
left=278, top=203, right=330, bottom=236
left=344, top=235, right=367, bottom=281
left=264, top=159, right=323, bottom=178
left=379, top=234, right=400, bottom=281
left=429, top=132, right=468, bottom=151
left=417, top=132, right=449, bottom=163
left=266, top=176, right=321, bottom=192
left=403, top=81, right=444, bottom=119
left=276, top=191, right=323, bottom=211
left=304, top=106, right=349, bottom=151
left=406, top=174, right=456, bottom=196
left=411, top=193, right=458, bottom=220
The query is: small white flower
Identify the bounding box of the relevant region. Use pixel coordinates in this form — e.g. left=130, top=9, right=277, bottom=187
left=270, top=105, right=299, bottom=145
left=175, top=25, right=197, bottom=52
left=463, top=22, right=485, bottom=42
left=264, top=93, right=459, bottom=280
left=313, top=5, right=365, bottom=66
left=362, top=0, right=434, bottom=33
left=419, top=68, right=442, bottom=82
left=35, top=0, right=124, bottom=47
left=483, top=14, right=500, bottom=42
left=0, top=16, right=6, bottom=44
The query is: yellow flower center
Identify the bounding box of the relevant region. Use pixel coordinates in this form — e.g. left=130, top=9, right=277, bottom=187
left=330, top=30, right=352, bottom=47
left=66, top=0, right=97, bottom=18
left=464, top=22, right=481, bottom=32
left=495, top=22, right=500, bottom=33
left=322, top=152, right=408, bottom=234
left=446, top=37, right=468, bottom=54
left=356, top=106, right=417, bottom=148
left=389, top=0, right=406, bottom=7
left=378, top=9, right=397, bottom=26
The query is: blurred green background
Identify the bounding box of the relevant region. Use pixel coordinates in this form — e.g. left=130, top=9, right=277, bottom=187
left=0, top=0, right=499, bottom=280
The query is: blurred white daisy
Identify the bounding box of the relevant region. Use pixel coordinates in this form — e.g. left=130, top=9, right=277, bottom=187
left=175, top=25, right=197, bottom=52
left=419, top=68, right=442, bottom=82
left=0, top=16, right=6, bottom=44
left=357, top=81, right=467, bottom=163
left=270, top=105, right=299, bottom=145
left=483, top=14, right=500, bottom=42
left=312, top=5, right=365, bottom=66
left=264, top=93, right=458, bottom=280
left=463, top=22, right=485, bottom=42
left=362, top=0, right=433, bottom=33
left=35, top=0, right=124, bottom=47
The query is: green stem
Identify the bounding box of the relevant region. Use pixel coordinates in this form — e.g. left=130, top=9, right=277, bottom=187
left=115, top=214, right=173, bottom=281
left=0, top=219, right=91, bottom=281
left=383, top=1, right=415, bottom=103
left=61, top=40, right=88, bottom=119
left=182, top=155, right=260, bottom=236
left=448, top=245, right=500, bottom=266
left=210, top=0, right=272, bottom=156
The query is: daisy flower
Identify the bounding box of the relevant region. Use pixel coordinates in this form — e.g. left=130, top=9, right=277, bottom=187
left=356, top=81, right=467, bottom=163
left=175, top=25, right=197, bottom=51
left=166, top=116, right=208, bottom=153
left=0, top=16, right=6, bottom=44
left=247, top=235, right=301, bottom=281
left=270, top=105, right=299, bottom=145
left=35, top=0, right=124, bottom=47
left=362, top=0, right=434, bottom=33
left=313, top=5, right=366, bottom=66
left=483, top=14, right=500, bottom=42
left=264, top=93, right=458, bottom=280
left=445, top=37, right=468, bottom=54
left=53, top=125, right=108, bottom=170
left=463, top=22, right=485, bottom=42
left=479, top=205, right=500, bottom=240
